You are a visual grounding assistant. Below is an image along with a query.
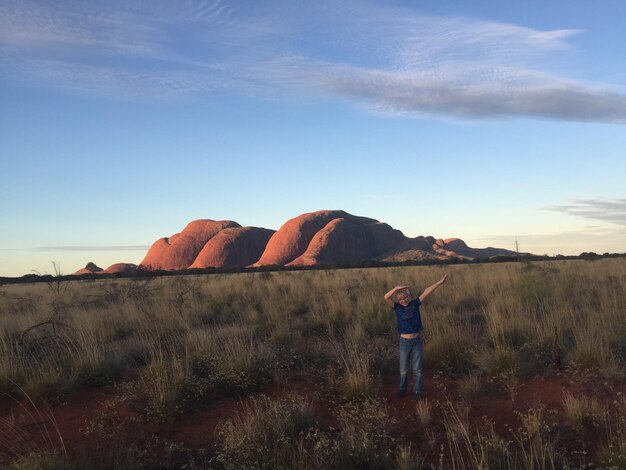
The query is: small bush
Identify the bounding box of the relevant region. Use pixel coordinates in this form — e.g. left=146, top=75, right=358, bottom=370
left=513, top=406, right=565, bottom=468
left=333, top=399, right=398, bottom=469
left=516, top=273, right=552, bottom=314
left=476, top=346, right=516, bottom=375
left=562, top=391, right=605, bottom=430
left=21, top=367, right=75, bottom=401
left=424, top=326, right=475, bottom=373
left=453, top=295, right=486, bottom=314
left=457, top=374, right=482, bottom=400
left=515, top=340, right=553, bottom=377
left=328, top=330, right=378, bottom=401
left=570, top=333, right=617, bottom=371
left=141, top=356, right=203, bottom=421
left=414, top=398, right=432, bottom=428
left=215, top=395, right=316, bottom=469
left=395, top=444, right=422, bottom=470
left=10, top=453, right=78, bottom=470
left=73, top=353, right=125, bottom=388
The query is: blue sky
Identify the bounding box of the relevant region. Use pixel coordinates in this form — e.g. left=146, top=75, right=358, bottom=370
left=1, top=0, right=625, bottom=276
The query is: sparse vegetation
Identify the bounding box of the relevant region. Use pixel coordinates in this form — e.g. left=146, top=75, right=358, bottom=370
left=0, top=258, right=624, bottom=467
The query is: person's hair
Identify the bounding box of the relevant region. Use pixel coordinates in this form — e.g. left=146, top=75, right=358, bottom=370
left=395, top=288, right=411, bottom=301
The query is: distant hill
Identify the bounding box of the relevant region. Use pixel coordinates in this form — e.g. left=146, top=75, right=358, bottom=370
left=136, top=210, right=518, bottom=270
left=75, top=209, right=522, bottom=274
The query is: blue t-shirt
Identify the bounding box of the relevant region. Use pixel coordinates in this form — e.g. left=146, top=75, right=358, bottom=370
left=393, top=298, right=423, bottom=334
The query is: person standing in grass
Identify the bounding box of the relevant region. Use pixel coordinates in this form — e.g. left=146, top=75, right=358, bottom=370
left=384, top=274, right=448, bottom=400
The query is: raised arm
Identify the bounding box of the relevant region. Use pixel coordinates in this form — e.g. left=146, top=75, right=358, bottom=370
left=418, top=274, right=448, bottom=303
left=384, top=285, right=409, bottom=307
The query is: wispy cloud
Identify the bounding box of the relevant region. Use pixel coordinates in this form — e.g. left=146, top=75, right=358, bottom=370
left=474, top=225, right=626, bottom=255
left=271, top=61, right=626, bottom=122
left=548, top=198, right=626, bottom=225
left=1, top=0, right=625, bottom=122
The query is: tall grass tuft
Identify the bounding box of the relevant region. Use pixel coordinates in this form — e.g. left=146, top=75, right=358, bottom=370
left=333, top=399, right=398, bottom=469
left=328, top=325, right=378, bottom=401
left=562, top=391, right=605, bottom=430
left=215, top=395, right=316, bottom=469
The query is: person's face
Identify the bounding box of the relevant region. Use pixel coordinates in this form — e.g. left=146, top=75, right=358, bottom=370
left=397, top=295, right=409, bottom=306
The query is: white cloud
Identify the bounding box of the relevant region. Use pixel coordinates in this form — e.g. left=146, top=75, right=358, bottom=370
left=1, top=0, right=625, bottom=122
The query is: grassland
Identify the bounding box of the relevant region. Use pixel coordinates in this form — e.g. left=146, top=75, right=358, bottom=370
left=0, top=258, right=625, bottom=468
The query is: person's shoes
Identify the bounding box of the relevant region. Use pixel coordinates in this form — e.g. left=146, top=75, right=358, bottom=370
left=396, top=389, right=406, bottom=398
left=412, top=392, right=423, bottom=401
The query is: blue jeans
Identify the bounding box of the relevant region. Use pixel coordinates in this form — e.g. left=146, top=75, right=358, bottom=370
left=399, top=336, right=423, bottom=395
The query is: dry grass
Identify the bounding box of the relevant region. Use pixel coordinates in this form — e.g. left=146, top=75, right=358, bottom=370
left=414, top=398, right=433, bottom=429
left=0, top=258, right=624, bottom=467
left=562, top=391, right=606, bottom=430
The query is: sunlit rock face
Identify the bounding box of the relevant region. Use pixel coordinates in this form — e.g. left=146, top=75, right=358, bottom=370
left=190, top=226, right=276, bottom=269
left=141, top=219, right=240, bottom=270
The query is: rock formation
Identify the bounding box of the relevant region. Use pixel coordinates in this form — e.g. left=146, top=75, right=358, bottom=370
left=103, top=263, right=139, bottom=274
left=79, top=210, right=521, bottom=273
left=141, top=219, right=240, bottom=270
left=74, top=262, right=103, bottom=275
left=286, top=216, right=405, bottom=266
left=254, top=210, right=405, bottom=266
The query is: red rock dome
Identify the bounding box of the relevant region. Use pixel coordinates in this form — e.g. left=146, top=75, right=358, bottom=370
left=141, top=219, right=240, bottom=270
left=104, top=263, right=138, bottom=274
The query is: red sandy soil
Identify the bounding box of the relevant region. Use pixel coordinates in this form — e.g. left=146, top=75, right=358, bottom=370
left=1, top=371, right=624, bottom=466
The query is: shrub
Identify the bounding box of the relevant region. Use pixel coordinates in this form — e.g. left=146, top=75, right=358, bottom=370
left=570, top=332, right=617, bottom=371
left=457, top=374, right=482, bottom=400
left=512, top=406, right=565, bottom=468
left=414, top=398, right=432, bottom=428
left=215, top=395, right=316, bottom=469
left=328, top=331, right=378, bottom=401
left=141, top=351, right=209, bottom=421
left=21, top=367, right=75, bottom=401
left=476, top=346, right=517, bottom=375
left=395, top=444, right=422, bottom=470
left=424, top=325, right=475, bottom=373
left=73, top=352, right=126, bottom=388
left=453, top=295, right=486, bottom=314
left=515, top=340, right=553, bottom=378
left=516, top=273, right=552, bottom=314
left=9, top=453, right=79, bottom=470
left=562, top=391, right=605, bottom=430
left=333, top=399, right=398, bottom=469
left=599, top=396, right=626, bottom=468
left=188, top=330, right=281, bottom=395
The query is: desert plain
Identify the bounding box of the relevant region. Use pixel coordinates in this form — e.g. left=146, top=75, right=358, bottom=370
left=1, top=258, right=625, bottom=469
